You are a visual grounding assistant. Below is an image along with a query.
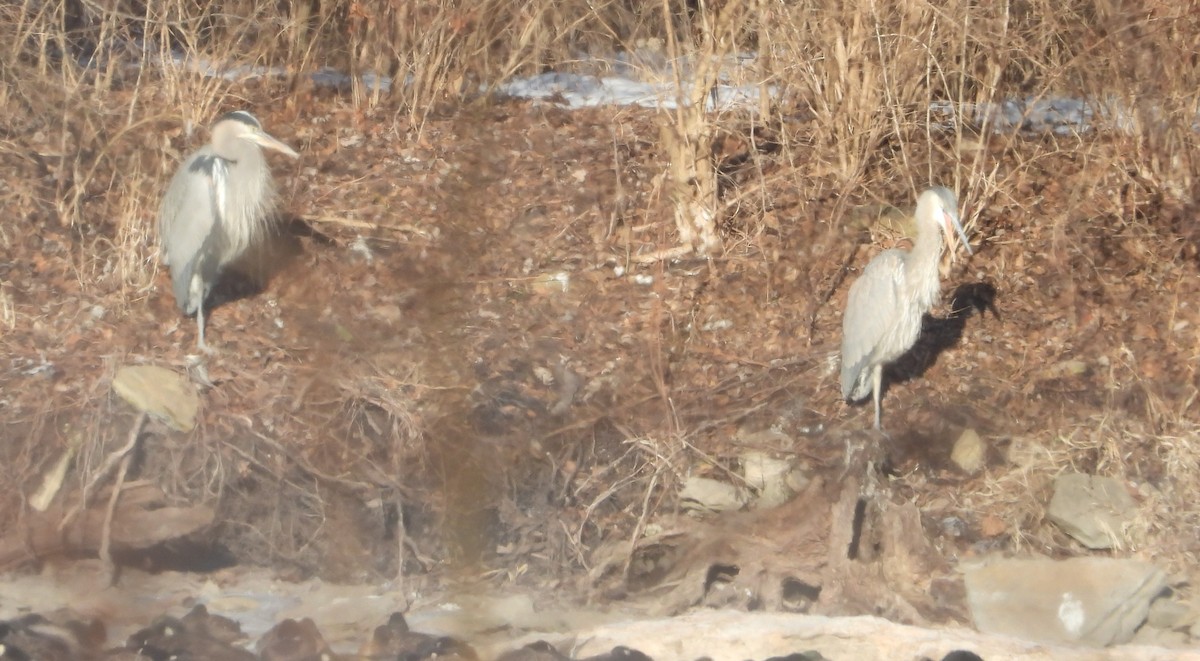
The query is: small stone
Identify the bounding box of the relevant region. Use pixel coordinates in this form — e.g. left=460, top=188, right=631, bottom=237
left=940, top=516, right=967, bottom=538
left=1057, top=359, right=1088, bottom=376
left=530, top=271, right=570, bottom=295
left=950, top=428, right=986, bottom=473
left=741, top=451, right=795, bottom=509
left=979, top=514, right=1007, bottom=538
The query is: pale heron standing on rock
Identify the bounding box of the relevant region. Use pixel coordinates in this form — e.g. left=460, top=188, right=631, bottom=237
left=840, top=186, right=972, bottom=430
left=159, top=110, right=299, bottom=351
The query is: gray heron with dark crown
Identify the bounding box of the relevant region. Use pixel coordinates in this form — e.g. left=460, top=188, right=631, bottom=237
left=159, top=110, right=299, bottom=351
left=840, top=186, right=972, bottom=430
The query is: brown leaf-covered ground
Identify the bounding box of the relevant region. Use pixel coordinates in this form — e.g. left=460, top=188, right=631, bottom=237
left=1, top=85, right=1198, bottom=629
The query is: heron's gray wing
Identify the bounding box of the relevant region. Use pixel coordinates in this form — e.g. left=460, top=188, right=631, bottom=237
left=159, top=149, right=220, bottom=313
left=840, top=249, right=906, bottom=400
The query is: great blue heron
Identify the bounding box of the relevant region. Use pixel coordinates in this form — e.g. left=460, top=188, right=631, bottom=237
left=840, top=186, right=972, bottom=430
left=159, top=110, right=298, bottom=351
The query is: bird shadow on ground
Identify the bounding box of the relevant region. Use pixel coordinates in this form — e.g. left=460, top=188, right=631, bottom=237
left=207, top=214, right=332, bottom=310
left=878, top=281, right=999, bottom=472
left=884, top=281, right=1000, bottom=390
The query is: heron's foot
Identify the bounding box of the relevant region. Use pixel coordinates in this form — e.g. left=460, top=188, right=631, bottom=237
left=873, top=435, right=899, bottom=479
left=842, top=428, right=893, bottom=485
left=185, top=345, right=216, bottom=368
left=185, top=354, right=215, bottom=387
left=841, top=430, right=878, bottom=482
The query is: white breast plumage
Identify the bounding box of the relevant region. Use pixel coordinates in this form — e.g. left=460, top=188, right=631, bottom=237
left=211, top=158, right=229, bottom=226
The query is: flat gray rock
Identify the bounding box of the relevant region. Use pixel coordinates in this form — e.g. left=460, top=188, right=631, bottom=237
left=112, top=365, right=199, bottom=431
left=679, top=476, right=748, bottom=513
left=964, top=556, right=1167, bottom=647
left=1047, top=473, right=1138, bottom=550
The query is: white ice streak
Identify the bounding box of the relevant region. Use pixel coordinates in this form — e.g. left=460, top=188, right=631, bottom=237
left=494, top=72, right=772, bottom=111
left=139, top=43, right=1179, bottom=135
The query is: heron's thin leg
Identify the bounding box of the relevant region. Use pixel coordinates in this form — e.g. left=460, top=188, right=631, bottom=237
left=871, top=364, right=883, bottom=430
left=196, top=303, right=212, bottom=354
left=188, top=272, right=214, bottom=354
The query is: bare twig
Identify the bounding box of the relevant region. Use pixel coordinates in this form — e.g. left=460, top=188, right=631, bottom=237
left=100, top=412, right=147, bottom=584
left=61, top=413, right=147, bottom=533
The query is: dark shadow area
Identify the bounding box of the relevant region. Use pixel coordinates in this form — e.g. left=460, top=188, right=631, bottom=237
left=206, top=214, right=325, bottom=311
left=781, top=577, right=822, bottom=612
left=113, top=540, right=237, bottom=573
left=884, top=281, right=999, bottom=389
left=875, top=281, right=999, bottom=467
left=949, top=281, right=1000, bottom=322
left=847, top=497, right=867, bottom=560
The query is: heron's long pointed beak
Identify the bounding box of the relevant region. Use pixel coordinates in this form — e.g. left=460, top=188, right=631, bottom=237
left=938, top=212, right=972, bottom=267
left=943, top=210, right=972, bottom=257
left=251, top=131, right=300, bottom=159
left=952, top=216, right=972, bottom=256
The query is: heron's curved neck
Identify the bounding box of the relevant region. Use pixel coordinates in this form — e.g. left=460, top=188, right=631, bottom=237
left=907, top=222, right=944, bottom=283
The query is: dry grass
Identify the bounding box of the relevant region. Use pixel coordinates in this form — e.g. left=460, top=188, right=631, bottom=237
left=5, top=0, right=1198, bottom=261
left=1, top=0, right=1198, bottom=582
left=972, top=414, right=1200, bottom=570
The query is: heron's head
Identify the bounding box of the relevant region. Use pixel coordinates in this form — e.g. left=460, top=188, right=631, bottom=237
left=210, top=110, right=300, bottom=160
left=920, top=186, right=972, bottom=258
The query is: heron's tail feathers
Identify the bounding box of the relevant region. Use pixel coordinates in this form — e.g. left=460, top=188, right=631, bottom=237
left=840, top=360, right=874, bottom=402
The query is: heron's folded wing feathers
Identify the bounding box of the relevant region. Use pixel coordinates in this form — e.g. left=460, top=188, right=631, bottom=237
left=840, top=250, right=906, bottom=399
left=159, top=150, right=220, bottom=312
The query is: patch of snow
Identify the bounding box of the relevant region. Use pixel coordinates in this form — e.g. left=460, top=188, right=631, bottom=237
left=135, top=43, right=1150, bottom=134
left=493, top=72, right=771, bottom=111
left=931, top=97, right=1097, bottom=135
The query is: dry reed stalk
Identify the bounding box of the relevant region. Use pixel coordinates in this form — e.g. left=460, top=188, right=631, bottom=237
left=656, top=0, right=750, bottom=258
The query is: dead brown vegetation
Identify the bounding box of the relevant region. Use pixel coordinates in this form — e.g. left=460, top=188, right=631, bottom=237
left=0, top=0, right=1198, bottom=626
